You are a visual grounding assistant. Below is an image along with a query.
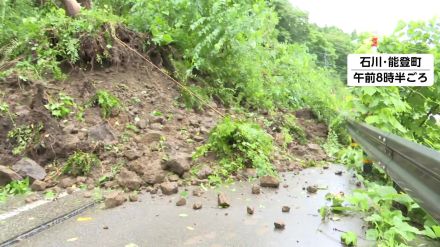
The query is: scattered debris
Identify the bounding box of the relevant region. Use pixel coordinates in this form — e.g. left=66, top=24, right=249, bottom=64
left=116, top=168, right=142, bottom=190
left=335, top=171, right=343, bottom=176
left=66, top=187, right=75, bottom=194
left=274, top=220, right=286, bottom=230
left=282, top=206, right=290, bottom=213
left=162, top=154, right=190, bottom=176
left=160, top=182, right=178, bottom=195
left=103, top=226, right=109, bottom=230
left=104, top=191, right=126, bottom=208
left=83, top=191, right=92, bottom=198
left=129, top=193, right=139, bottom=202
left=0, top=165, right=22, bottom=186
left=307, top=185, right=318, bottom=194
left=193, top=202, right=202, bottom=210
left=176, top=197, right=186, bottom=206
left=25, top=194, right=39, bottom=203
left=217, top=192, right=230, bottom=208
left=192, top=188, right=204, bottom=197
left=30, top=180, right=47, bottom=191
left=247, top=206, right=254, bottom=215
left=260, top=175, right=280, bottom=188
left=12, top=158, right=46, bottom=181
left=251, top=184, right=261, bottom=194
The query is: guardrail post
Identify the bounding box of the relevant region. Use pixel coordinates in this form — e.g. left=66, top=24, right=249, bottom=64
left=362, top=151, right=373, bottom=174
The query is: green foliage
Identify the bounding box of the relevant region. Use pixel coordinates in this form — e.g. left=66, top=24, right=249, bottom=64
left=0, top=2, right=121, bottom=81
left=0, top=178, right=30, bottom=202
left=271, top=0, right=310, bottom=43
left=352, top=19, right=440, bottom=150
left=45, top=93, right=76, bottom=118
left=63, top=151, right=101, bottom=176
left=93, top=90, right=121, bottom=118
left=7, top=123, right=43, bottom=155
left=194, top=117, right=275, bottom=184
left=341, top=231, right=358, bottom=246
left=282, top=114, right=306, bottom=144
left=322, top=175, right=440, bottom=246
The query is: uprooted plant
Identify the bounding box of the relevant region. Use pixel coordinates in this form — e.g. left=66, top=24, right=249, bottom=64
left=193, top=117, right=275, bottom=185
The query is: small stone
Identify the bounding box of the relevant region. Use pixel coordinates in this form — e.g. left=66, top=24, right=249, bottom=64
left=260, top=175, right=280, bottom=188
left=251, top=184, right=261, bottom=194
left=192, top=135, right=204, bottom=142
left=274, top=220, right=285, bottom=230
left=25, top=194, right=38, bottom=203
left=168, top=174, right=180, bottom=182
left=129, top=193, right=139, bottom=202
left=283, top=184, right=289, bottom=188
left=193, top=202, right=202, bottom=210
left=247, top=206, right=254, bottom=215
left=59, top=177, right=75, bottom=189
left=335, top=171, right=343, bottom=176
left=135, top=119, right=148, bottom=129
left=104, top=191, right=126, bottom=209
left=76, top=176, right=87, bottom=184
left=160, top=182, right=178, bottom=195
left=30, top=180, right=47, bottom=191
left=83, top=191, right=92, bottom=198
left=103, top=226, right=109, bottom=230
left=192, top=188, right=204, bottom=197
left=66, top=187, right=75, bottom=194
left=87, top=184, right=95, bottom=190
left=307, top=185, right=318, bottom=194
left=196, top=166, right=213, bottom=179
left=217, top=193, right=230, bottom=208
left=176, top=197, right=186, bottom=206
left=282, top=206, right=290, bottom=213
left=124, top=150, right=141, bottom=161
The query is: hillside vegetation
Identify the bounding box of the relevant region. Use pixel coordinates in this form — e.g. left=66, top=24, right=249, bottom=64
left=0, top=1, right=439, bottom=246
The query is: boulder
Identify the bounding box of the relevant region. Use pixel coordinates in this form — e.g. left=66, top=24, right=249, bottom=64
left=217, top=193, right=230, bottom=208
left=104, top=191, right=126, bottom=209
left=259, top=175, right=280, bottom=188
left=162, top=154, right=190, bottom=176
left=12, top=158, right=46, bottom=181
left=88, top=124, right=115, bottom=144
left=31, top=180, right=47, bottom=191
left=58, top=177, right=75, bottom=189
left=0, top=165, right=22, bottom=186
left=116, top=168, right=142, bottom=190
left=160, top=182, right=178, bottom=195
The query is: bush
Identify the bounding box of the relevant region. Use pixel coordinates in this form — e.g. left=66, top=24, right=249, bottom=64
left=93, top=90, right=121, bottom=118
left=194, top=117, right=275, bottom=183
left=63, top=151, right=101, bottom=176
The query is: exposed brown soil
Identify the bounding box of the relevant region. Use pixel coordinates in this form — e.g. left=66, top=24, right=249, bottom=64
left=0, top=30, right=329, bottom=196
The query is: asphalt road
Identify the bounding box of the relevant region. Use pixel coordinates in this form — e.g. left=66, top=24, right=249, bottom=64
left=14, top=165, right=372, bottom=247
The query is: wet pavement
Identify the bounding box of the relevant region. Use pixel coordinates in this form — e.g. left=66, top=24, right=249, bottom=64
left=10, top=165, right=373, bottom=247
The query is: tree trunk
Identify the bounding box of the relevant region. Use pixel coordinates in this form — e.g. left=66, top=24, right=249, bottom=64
left=62, top=0, right=81, bottom=17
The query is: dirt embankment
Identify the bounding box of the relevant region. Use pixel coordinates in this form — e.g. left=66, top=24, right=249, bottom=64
left=0, top=27, right=329, bottom=198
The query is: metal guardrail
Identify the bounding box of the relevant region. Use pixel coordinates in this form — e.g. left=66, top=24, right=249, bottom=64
left=347, top=119, right=440, bottom=222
